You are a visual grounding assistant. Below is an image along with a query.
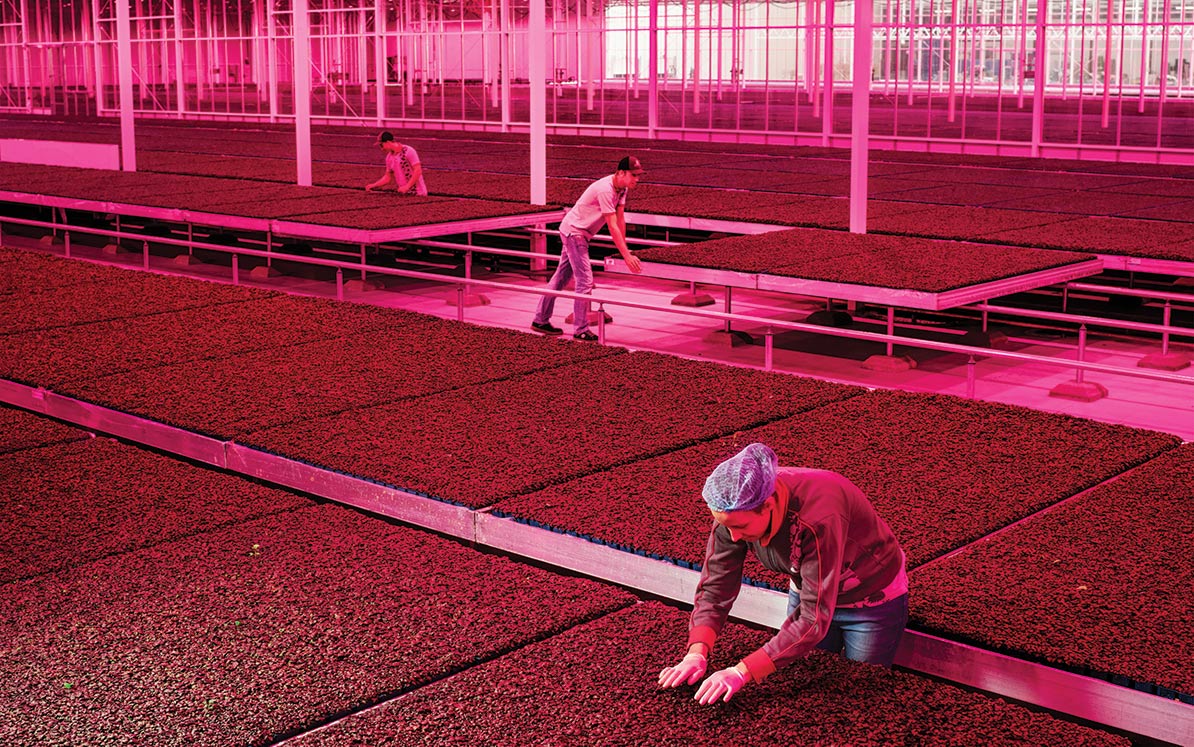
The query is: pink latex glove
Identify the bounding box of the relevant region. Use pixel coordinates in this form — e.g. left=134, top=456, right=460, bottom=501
left=657, top=653, right=708, bottom=688
left=694, top=666, right=748, bottom=705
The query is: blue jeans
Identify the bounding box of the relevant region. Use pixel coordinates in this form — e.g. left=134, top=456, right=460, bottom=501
left=787, top=586, right=908, bottom=668
left=533, top=233, right=594, bottom=334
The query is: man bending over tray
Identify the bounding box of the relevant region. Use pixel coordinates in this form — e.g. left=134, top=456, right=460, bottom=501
left=530, top=155, right=643, bottom=342
left=365, top=131, right=428, bottom=196
left=658, top=443, right=909, bottom=705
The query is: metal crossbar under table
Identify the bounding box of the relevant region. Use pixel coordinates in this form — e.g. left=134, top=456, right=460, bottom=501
left=270, top=210, right=565, bottom=245
left=626, top=211, right=789, bottom=236
left=0, top=190, right=272, bottom=233
left=605, top=258, right=1106, bottom=312
left=0, top=380, right=1188, bottom=747
left=1098, top=254, right=1194, bottom=280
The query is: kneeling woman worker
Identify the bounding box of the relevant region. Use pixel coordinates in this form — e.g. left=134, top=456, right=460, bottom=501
left=659, top=443, right=909, bottom=705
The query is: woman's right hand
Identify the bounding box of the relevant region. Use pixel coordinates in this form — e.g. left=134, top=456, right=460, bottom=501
left=657, top=652, right=708, bottom=688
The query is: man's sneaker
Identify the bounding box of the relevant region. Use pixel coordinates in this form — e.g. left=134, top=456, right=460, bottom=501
left=531, top=321, right=563, bottom=335
left=573, top=331, right=599, bottom=342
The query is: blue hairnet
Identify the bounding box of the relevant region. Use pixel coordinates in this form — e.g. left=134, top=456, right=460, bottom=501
left=702, top=443, right=778, bottom=513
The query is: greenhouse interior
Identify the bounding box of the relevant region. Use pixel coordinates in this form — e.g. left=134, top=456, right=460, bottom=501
left=0, top=1, right=1191, bottom=745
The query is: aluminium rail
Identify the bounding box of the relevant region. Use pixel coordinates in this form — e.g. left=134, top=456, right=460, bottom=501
left=0, top=377, right=1187, bottom=745
left=408, top=237, right=1194, bottom=354
left=2, top=212, right=1193, bottom=396
left=1064, top=282, right=1194, bottom=308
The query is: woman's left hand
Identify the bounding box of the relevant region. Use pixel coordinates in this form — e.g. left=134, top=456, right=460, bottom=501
left=694, top=666, right=748, bottom=705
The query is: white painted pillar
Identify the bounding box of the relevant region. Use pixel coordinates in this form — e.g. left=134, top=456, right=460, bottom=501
left=822, top=0, right=835, bottom=144
left=81, top=0, right=95, bottom=98
left=850, top=0, right=872, bottom=234
left=173, top=0, right=186, bottom=113
left=648, top=0, right=659, bottom=137
left=267, top=2, right=278, bottom=122
left=1155, top=0, right=1171, bottom=146
left=485, top=7, right=497, bottom=106
left=359, top=8, right=369, bottom=95
left=530, top=0, right=547, bottom=206
left=500, top=0, right=512, bottom=132
left=192, top=0, right=205, bottom=103
left=404, top=0, right=415, bottom=105
left=251, top=1, right=265, bottom=99
left=20, top=0, right=33, bottom=111
left=1031, top=0, right=1047, bottom=155
left=587, top=0, right=598, bottom=110
left=947, top=0, right=959, bottom=121
left=717, top=0, right=725, bottom=100
left=1137, top=0, right=1149, bottom=112
left=91, top=0, right=105, bottom=112
left=115, top=0, right=136, bottom=170
left=157, top=1, right=171, bottom=94
left=134, top=0, right=148, bottom=100
left=805, top=0, right=817, bottom=100
left=208, top=2, right=221, bottom=98
left=34, top=0, right=47, bottom=107
left=294, top=0, right=313, bottom=187
left=693, top=0, right=701, bottom=113
left=375, top=0, right=387, bottom=123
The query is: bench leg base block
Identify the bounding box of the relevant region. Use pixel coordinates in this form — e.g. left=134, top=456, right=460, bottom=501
left=671, top=292, right=716, bottom=307
left=565, top=311, right=613, bottom=325
left=1049, top=380, right=1109, bottom=402
left=447, top=292, right=491, bottom=307
left=863, top=354, right=917, bottom=372
left=1137, top=352, right=1190, bottom=371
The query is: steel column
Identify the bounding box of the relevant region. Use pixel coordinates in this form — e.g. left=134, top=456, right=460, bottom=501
left=849, top=0, right=872, bottom=234
left=530, top=0, right=546, bottom=206
left=648, top=0, right=659, bottom=136
left=115, top=0, right=136, bottom=171
left=294, top=0, right=312, bottom=186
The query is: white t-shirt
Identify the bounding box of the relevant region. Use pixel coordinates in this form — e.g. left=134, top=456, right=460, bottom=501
left=385, top=145, right=428, bottom=196
left=558, top=174, right=627, bottom=239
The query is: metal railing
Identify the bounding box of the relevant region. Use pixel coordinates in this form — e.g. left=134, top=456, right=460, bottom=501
left=2, top=211, right=1192, bottom=400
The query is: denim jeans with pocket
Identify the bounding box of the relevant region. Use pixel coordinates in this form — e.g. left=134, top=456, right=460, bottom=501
left=787, top=584, right=909, bottom=668
left=534, top=233, right=594, bottom=333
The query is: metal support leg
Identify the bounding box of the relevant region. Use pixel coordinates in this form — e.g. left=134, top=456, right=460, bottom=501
left=671, top=278, right=715, bottom=308
left=1076, top=325, right=1087, bottom=384
left=1050, top=323, right=1108, bottom=401
left=764, top=328, right=774, bottom=371
left=104, top=215, right=124, bottom=255
left=863, top=306, right=914, bottom=372
left=708, top=286, right=751, bottom=347
left=886, top=307, right=895, bottom=357
left=174, top=223, right=197, bottom=267
left=1162, top=303, right=1172, bottom=356
left=448, top=249, right=490, bottom=307
left=530, top=226, right=547, bottom=273
left=336, top=268, right=344, bottom=301
left=1138, top=301, right=1191, bottom=371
